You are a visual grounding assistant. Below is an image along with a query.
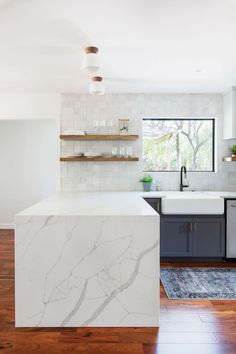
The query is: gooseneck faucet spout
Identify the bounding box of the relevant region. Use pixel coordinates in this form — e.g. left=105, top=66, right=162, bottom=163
left=180, top=165, right=188, bottom=191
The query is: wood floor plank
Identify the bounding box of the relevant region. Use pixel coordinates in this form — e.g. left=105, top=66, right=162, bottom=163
left=158, top=321, right=212, bottom=333
left=59, top=327, right=158, bottom=344
left=161, top=300, right=214, bottom=309
left=160, top=306, right=168, bottom=313
left=0, top=343, right=144, bottom=354
left=215, top=333, right=236, bottom=345
left=160, top=312, right=202, bottom=322
left=154, top=332, right=219, bottom=344
left=143, top=343, right=236, bottom=354
left=0, top=331, right=60, bottom=344
left=210, top=302, right=236, bottom=311
left=199, top=311, right=236, bottom=323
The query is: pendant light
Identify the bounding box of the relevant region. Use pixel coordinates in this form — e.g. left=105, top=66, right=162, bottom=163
left=82, top=46, right=100, bottom=73
left=89, top=76, right=105, bottom=95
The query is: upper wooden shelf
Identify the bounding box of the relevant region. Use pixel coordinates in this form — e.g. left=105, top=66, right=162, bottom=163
left=60, top=134, right=139, bottom=141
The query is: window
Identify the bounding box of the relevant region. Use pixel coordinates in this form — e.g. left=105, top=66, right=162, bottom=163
left=143, top=119, right=215, bottom=172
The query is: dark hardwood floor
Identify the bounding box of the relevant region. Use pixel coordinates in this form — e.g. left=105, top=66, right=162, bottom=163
left=1, top=229, right=236, bottom=354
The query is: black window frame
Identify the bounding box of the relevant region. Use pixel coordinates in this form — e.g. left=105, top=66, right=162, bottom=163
left=142, top=118, right=215, bottom=172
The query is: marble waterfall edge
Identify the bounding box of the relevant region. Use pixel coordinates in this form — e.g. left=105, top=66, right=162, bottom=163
left=15, top=213, right=159, bottom=327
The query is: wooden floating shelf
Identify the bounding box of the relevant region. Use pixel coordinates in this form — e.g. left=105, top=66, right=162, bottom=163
left=223, top=156, right=236, bottom=162
left=60, top=134, right=139, bottom=140
left=60, top=156, right=139, bottom=162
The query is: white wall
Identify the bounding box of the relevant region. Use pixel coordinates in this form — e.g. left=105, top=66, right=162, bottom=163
left=0, top=93, right=61, bottom=120
left=61, top=93, right=236, bottom=192
left=0, top=93, right=61, bottom=228
left=0, top=119, right=58, bottom=227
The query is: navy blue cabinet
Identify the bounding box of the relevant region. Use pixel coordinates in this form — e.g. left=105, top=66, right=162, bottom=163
left=161, top=215, right=225, bottom=258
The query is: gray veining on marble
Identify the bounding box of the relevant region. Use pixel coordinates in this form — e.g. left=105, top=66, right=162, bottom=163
left=15, top=206, right=159, bottom=327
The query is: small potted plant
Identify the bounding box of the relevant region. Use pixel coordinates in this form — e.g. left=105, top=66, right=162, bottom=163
left=230, top=144, right=236, bottom=157
left=140, top=175, right=153, bottom=192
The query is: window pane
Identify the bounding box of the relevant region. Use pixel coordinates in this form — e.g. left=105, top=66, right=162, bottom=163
left=143, top=119, right=214, bottom=171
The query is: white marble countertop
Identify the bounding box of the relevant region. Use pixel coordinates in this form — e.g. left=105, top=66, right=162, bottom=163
left=17, top=192, right=158, bottom=216
left=16, top=190, right=236, bottom=217
left=140, top=190, right=236, bottom=198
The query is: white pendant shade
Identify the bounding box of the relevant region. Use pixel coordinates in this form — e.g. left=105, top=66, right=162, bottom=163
left=82, top=46, right=100, bottom=73
left=89, top=76, right=105, bottom=95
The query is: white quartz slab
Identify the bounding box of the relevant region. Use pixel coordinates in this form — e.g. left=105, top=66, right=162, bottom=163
left=17, top=192, right=157, bottom=216
left=206, top=191, right=236, bottom=198
left=16, top=191, right=236, bottom=218
left=15, top=192, right=159, bottom=327
left=140, top=190, right=236, bottom=199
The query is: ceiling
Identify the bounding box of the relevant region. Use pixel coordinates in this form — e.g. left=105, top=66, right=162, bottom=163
left=0, top=0, right=236, bottom=93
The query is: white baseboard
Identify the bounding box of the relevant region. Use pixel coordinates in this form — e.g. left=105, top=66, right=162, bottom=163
left=0, top=223, right=15, bottom=229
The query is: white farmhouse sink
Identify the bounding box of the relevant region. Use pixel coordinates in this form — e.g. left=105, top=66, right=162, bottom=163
left=161, top=192, right=224, bottom=215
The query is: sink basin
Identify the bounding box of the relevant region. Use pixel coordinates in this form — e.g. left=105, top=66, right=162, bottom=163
left=161, top=193, right=224, bottom=215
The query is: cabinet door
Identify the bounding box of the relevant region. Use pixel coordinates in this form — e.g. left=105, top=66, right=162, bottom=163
left=144, top=198, right=161, bottom=213
left=161, top=218, right=192, bottom=256
left=192, top=218, right=225, bottom=257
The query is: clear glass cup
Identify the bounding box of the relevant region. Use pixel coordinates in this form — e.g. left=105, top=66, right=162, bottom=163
left=106, top=120, right=113, bottom=134
left=98, top=120, right=105, bottom=134
left=93, top=120, right=99, bottom=134
left=119, top=147, right=126, bottom=158
left=112, top=146, right=118, bottom=157
left=125, top=146, right=132, bottom=157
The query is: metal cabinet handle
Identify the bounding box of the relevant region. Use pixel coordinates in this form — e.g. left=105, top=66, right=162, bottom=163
left=230, top=205, right=236, bottom=207
left=187, top=231, right=189, bottom=252
left=188, top=221, right=197, bottom=233
left=187, top=221, right=192, bottom=233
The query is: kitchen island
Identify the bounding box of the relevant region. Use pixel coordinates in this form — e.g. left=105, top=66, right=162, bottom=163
left=15, top=192, right=159, bottom=327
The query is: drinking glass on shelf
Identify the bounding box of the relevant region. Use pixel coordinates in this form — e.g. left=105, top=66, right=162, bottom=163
left=93, top=120, right=99, bottom=133
left=112, top=146, right=118, bottom=157
left=100, top=120, right=106, bottom=133
left=106, top=120, right=113, bottom=134
left=119, top=147, right=126, bottom=158
left=125, top=146, right=132, bottom=157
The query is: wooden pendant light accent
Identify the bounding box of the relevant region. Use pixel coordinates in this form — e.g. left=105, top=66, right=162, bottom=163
left=85, top=46, right=98, bottom=54
left=92, top=76, right=103, bottom=82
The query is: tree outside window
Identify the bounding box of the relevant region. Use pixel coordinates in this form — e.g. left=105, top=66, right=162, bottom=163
left=143, top=119, right=214, bottom=172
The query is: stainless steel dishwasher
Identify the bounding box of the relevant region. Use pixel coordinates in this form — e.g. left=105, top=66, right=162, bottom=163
left=226, top=200, right=236, bottom=259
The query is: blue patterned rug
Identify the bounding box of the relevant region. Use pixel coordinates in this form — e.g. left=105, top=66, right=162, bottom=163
left=160, top=268, right=236, bottom=300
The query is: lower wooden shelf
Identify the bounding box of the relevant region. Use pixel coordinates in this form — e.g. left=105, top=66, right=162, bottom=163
left=60, top=156, right=139, bottom=162
left=60, top=134, right=139, bottom=140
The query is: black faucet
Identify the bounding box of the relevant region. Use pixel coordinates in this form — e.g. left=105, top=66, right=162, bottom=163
left=180, top=165, right=189, bottom=191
